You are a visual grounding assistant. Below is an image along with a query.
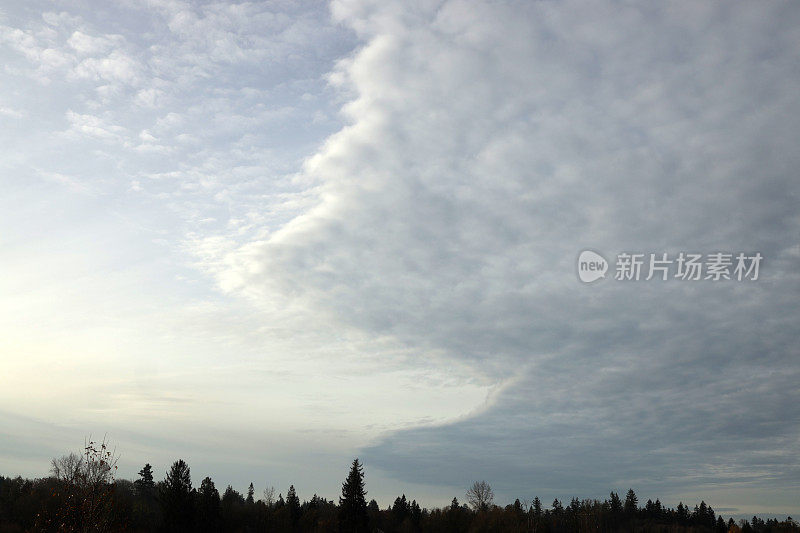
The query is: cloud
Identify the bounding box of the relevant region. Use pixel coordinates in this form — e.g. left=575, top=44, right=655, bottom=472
left=0, top=106, right=25, bottom=118
left=64, top=109, right=129, bottom=142
left=199, top=0, right=800, bottom=508
left=2, top=0, right=798, bottom=512
left=67, top=30, right=123, bottom=55
left=1, top=12, right=142, bottom=88
left=71, top=51, right=141, bottom=84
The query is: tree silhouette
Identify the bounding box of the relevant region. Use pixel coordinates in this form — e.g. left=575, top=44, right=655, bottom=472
left=134, top=463, right=155, bottom=499
left=197, top=476, right=220, bottom=532
left=246, top=482, right=255, bottom=505
left=392, top=494, right=409, bottom=525
left=287, top=484, right=301, bottom=527
left=411, top=499, right=422, bottom=529
left=50, top=452, right=83, bottom=484
left=532, top=496, right=542, bottom=517
left=160, top=459, right=193, bottom=532
left=466, top=481, right=494, bottom=512
left=624, top=488, right=638, bottom=518
left=39, top=438, right=118, bottom=532
left=7, top=447, right=799, bottom=533
left=338, top=458, right=369, bottom=533
left=677, top=502, right=689, bottom=525
left=609, top=491, right=623, bottom=527
left=262, top=485, right=276, bottom=507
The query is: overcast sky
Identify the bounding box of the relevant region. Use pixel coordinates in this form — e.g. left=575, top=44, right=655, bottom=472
left=1, top=0, right=799, bottom=518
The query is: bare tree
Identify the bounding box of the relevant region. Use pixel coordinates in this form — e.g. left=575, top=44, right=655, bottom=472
left=51, top=452, right=84, bottom=484
left=262, top=485, right=276, bottom=507
left=39, top=436, right=119, bottom=532
left=466, top=481, right=494, bottom=511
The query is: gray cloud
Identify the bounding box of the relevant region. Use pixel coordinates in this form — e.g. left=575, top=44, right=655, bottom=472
left=218, top=0, right=800, bottom=510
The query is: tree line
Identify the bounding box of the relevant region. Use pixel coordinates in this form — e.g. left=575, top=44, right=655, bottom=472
left=0, top=439, right=797, bottom=532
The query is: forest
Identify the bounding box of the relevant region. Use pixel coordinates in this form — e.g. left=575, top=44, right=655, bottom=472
left=0, top=440, right=797, bottom=533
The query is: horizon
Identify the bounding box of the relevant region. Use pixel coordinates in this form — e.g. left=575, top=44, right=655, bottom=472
left=1, top=449, right=793, bottom=523
left=1, top=0, right=799, bottom=523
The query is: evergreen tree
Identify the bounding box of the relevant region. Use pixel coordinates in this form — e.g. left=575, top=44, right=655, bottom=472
left=134, top=463, right=155, bottom=499
left=368, top=499, right=380, bottom=513
left=677, top=502, right=690, bottom=525
left=287, top=484, right=301, bottom=526
left=532, top=496, right=542, bottom=517
left=197, top=476, right=220, bottom=532
left=222, top=485, right=244, bottom=505
left=160, top=459, right=193, bottom=532
left=367, top=498, right=380, bottom=529
left=411, top=499, right=422, bottom=529
left=707, top=503, right=716, bottom=529
left=246, top=482, right=254, bottom=505
left=624, top=488, right=638, bottom=517
left=393, top=494, right=410, bottom=524
left=220, top=485, right=243, bottom=531
left=338, top=458, right=369, bottom=533
left=610, top=492, right=623, bottom=519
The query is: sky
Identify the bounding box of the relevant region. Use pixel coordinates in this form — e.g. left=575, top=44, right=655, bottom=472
left=1, top=0, right=799, bottom=519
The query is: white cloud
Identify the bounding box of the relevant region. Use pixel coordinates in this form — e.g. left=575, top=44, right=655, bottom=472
left=65, top=109, right=128, bottom=142
left=71, top=51, right=141, bottom=85
left=134, top=87, right=164, bottom=108
left=194, top=0, right=800, bottom=507
left=0, top=106, right=25, bottom=118
left=67, top=30, right=124, bottom=55
left=41, top=11, right=82, bottom=28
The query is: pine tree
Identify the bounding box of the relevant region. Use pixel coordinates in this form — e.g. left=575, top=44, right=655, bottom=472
left=624, top=489, right=638, bottom=517
left=161, top=459, right=193, bottom=532
left=609, top=492, right=622, bottom=516
left=707, top=503, right=716, bottom=529
left=338, top=458, right=369, bottom=533
left=222, top=485, right=243, bottom=505
left=134, top=463, right=155, bottom=498
left=393, top=494, right=410, bottom=524
left=197, top=476, right=220, bottom=532
left=368, top=499, right=380, bottom=513
left=677, top=502, right=689, bottom=525
left=411, top=499, right=422, bottom=527
left=246, top=482, right=255, bottom=505
left=287, top=484, right=301, bottom=526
